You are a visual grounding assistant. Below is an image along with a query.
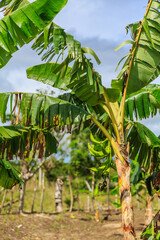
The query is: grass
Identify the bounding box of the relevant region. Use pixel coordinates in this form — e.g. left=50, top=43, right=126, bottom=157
left=0, top=175, right=159, bottom=215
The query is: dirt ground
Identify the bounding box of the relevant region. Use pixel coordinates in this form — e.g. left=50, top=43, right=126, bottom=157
left=0, top=209, right=146, bottom=240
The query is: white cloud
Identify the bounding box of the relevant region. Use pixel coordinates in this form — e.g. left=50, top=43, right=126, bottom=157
left=6, top=69, right=42, bottom=92
left=0, top=44, right=66, bottom=94
left=0, top=44, right=42, bottom=92
left=55, top=0, right=147, bottom=40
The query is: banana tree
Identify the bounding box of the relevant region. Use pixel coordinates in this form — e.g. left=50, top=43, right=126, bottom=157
left=1, top=0, right=160, bottom=239
left=0, top=91, right=89, bottom=189
left=24, top=1, right=160, bottom=239
left=0, top=119, right=62, bottom=212
left=0, top=124, right=58, bottom=188
left=0, top=0, right=68, bottom=189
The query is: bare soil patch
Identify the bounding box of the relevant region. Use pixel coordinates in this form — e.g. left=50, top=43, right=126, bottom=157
left=0, top=209, right=145, bottom=240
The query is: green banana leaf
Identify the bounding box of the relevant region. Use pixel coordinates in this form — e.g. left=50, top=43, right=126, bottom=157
left=130, top=162, right=142, bottom=185
left=112, top=1, right=160, bottom=94
left=0, top=0, right=29, bottom=15
left=32, top=22, right=101, bottom=64
left=125, top=84, right=160, bottom=120
left=0, top=159, right=23, bottom=189
left=0, top=125, right=58, bottom=189
left=25, top=21, right=105, bottom=106
left=27, top=57, right=104, bottom=106
left=0, top=0, right=68, bottom=68
left=27, top=62, right=72, bottom=91
left=145, top=171, right=160, bottom=196
left=32, top=23, right=83, bottom=62
left=0, top=92, right=90, bottom=127
left=0, top=125, right=57, bottom=158
left=128, top=122, right=160, bottom=170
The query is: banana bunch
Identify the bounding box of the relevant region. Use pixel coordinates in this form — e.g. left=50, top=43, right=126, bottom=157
left=88, top=133, right=110, bottom=160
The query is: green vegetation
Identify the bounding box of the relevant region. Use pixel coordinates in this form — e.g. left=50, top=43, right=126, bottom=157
left=1, top=0, right=160, bottom=239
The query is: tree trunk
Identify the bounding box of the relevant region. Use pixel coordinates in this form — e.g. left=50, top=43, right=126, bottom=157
left=95, top=201, right=99, bottom=222
left=0, top=188, right=4, bottom=196
left=76, top=177, right=80, bottom=211
left=40, top=172, right=45, bottom=213
left=87, top=195, right=90, bottom=212
left=107, top=171, right=110, bottom=210
left=39, top=159, right=42, bottom=188
left=19, top=181, right=26, bottom=214
left=9, top=187, right=14, bottom=213
left=91, top=172, right=95, bottom=211
left=0, top=189, right=7, bottom=214
left=55, top=178, right=63, bottom=212
left=31, top=174, right=37, bottom=213
left=68, top=176, right=73, bottom=212
left=158, top=196, right=160, bottom=210
left=19, top=159, right=28, bottom=214
left=145, top=195, right=153, bottom=226
left=115, top=152, right=136, bottom=239
left=0, top=200, right=18, bottom=208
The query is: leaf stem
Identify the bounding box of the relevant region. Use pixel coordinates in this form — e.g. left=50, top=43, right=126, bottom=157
left=100, top=99, right=121, bottom=143
left=120, top=0, right=153, bottom=135
left=91, top=116, right=125, bottom=165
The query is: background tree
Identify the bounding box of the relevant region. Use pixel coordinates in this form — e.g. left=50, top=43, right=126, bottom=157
left=69, top=128, right=98, bottom=211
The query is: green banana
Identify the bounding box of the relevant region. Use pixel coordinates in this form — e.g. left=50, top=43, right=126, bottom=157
left=90, top=133, right=108, bottom=145
left=88, top=143, right=108, bottom=159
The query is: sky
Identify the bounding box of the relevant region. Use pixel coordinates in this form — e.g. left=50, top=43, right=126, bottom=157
left=0, top=0, right=160, bottom=135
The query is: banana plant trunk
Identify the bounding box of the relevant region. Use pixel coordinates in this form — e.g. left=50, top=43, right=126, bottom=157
left=145, top=195, right=153, bottom=226
left=115, top=144, right=136, bottom=240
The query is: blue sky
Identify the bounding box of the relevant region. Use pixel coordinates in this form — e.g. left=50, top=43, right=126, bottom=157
left=0, top=0, right=160, bottom=134
left=0, top=0, right=147, bottom=91
left=55, top=0, right=145, bottom=40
